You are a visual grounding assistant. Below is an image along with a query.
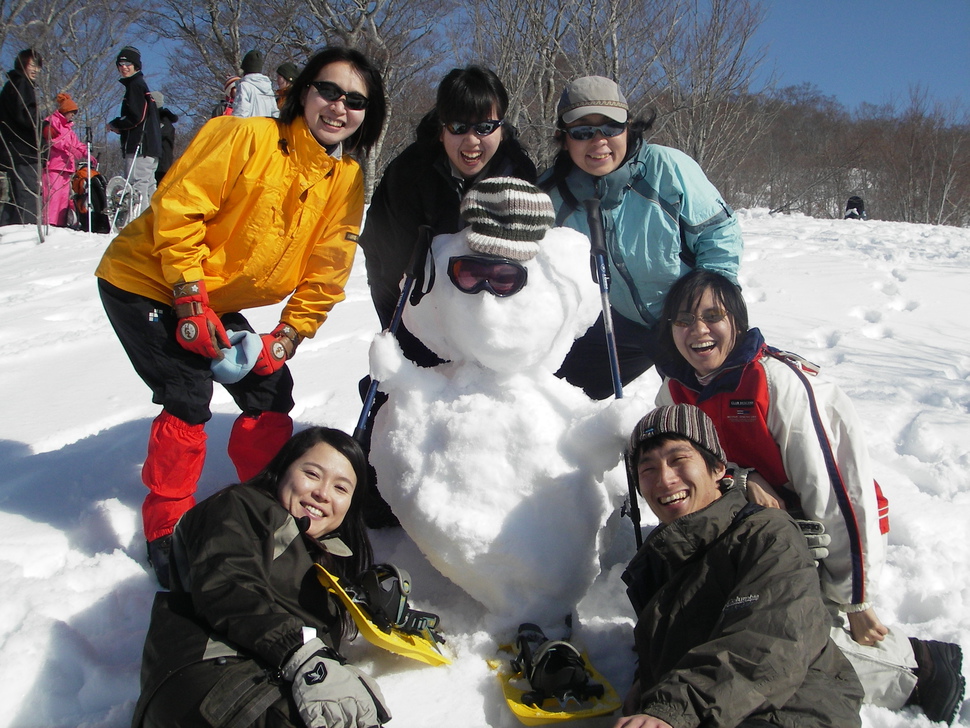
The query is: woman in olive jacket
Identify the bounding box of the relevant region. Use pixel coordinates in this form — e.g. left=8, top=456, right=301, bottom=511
left=132, top=427, right=387, bottom=728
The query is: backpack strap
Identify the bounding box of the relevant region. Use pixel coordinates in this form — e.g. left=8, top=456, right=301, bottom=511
left=765, top=347, right=867, bottom=604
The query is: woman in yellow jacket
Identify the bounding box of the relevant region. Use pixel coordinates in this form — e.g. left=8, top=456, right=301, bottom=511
left=96, top=46, right=386, bottom=588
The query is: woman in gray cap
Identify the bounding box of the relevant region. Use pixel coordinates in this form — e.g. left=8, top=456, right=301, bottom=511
left=540, top=76, right=743, bottom=400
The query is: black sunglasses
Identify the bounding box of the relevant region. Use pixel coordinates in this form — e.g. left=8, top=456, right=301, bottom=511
left=448, top=255, right=528, bottom=297
left=309, top=80, right=369, bottom=111
left=561, top=122, right=627, bottom=141
left=442, top=119, right=504, bottom=137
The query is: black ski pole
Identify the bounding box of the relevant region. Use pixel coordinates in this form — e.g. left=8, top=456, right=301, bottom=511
left=353, top=225, right=433, bottom=444
left=583, top=198, right=643, bottom=548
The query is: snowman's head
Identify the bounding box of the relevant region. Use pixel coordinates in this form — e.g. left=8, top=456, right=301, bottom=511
left=404, top=179, right=599, bottom=373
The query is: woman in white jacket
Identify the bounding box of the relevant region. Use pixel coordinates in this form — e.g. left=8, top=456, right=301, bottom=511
left=653, top=268, right=964, bottom=724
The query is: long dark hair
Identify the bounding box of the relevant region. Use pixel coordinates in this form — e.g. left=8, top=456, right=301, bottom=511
left=657, top=269, right=748, bottom=365
left=248, top=426, right=373, bottom=578
left=14, top=49, right=42, bottom=73
left=279, top=46, right=386, bottom=154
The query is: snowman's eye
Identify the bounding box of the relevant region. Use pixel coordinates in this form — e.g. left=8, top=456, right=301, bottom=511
left=447, top=256, right=528, bottom=297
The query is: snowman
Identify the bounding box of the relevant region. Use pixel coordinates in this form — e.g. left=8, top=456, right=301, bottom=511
left=368, top=178, right=647, bottom=636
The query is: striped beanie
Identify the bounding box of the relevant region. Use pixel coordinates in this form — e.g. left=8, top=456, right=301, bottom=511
left=459, top=177, right=555, bottom=261
left=628, top=404, right=727, bottom=465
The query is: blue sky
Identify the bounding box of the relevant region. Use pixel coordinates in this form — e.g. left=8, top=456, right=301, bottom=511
left=752, top=0, right=969, bottom=112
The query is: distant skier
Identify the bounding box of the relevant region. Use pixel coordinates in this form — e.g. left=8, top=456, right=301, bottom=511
left=233, top=49, right=279, bottom=119
left=844, top=195, right=867, bottom=220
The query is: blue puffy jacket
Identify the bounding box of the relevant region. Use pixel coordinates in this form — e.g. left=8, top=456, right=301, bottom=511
left=540, top=141, right=742, bottom=327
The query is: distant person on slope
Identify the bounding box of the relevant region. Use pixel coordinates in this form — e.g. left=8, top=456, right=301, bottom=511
left=41, top=92, right=87, bottom=226
left=276, top=61, right=299, bottom=108
left=151, top=91, right=178, bottom=184
left=0, top=48, right=43, bottom=225
left=233, top=49, right=279, bottom=118
left=95, top=46, right=386, bottom=589
left=654, top=268, right=965, bottom=725
left=107, top=45, right=161, bottom=216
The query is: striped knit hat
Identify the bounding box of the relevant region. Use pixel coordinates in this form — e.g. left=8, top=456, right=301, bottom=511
left=628, top=404, right=727, bottom=465
left=459, top=178, right=555, bottom=261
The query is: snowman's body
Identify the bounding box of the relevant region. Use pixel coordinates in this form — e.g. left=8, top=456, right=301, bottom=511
left=370, top=226, right=642, bottom=632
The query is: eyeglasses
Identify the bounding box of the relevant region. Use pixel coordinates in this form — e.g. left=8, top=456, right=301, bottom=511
left=448, top=255, right=528, bottom=297
left=309, top=81, right=369, bottom=111
left=561, top=122, right=627, bottom=141
left=671, top=308, right=729, bottom=328
left=116, top=62, right=134, bottom=69
left=442, top=119, right=504, bottom=137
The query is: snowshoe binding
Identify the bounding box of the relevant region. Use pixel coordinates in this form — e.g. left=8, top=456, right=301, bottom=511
left=490, top=623, right=621, bottom=725
left=512, top=624, right=604, bottom=709
left=314, top=563, right=450, bottom=666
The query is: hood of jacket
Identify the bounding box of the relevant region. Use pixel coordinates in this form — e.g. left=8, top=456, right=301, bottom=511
left=242, top=73, right=275, bottom=94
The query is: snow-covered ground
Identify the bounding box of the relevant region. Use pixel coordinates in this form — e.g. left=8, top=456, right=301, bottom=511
left=0, top=209, right=968, bottom=727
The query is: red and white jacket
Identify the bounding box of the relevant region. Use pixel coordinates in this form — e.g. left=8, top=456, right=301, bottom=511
left=657, top=328, right=890, bottom=609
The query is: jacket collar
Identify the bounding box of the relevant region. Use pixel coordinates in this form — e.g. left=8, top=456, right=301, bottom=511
left=118, top=71, right=143, bottom=86
left=562, top=138, right=644, bottom=210
left=658, top=327, right=766, bottom=403
left=279, top=115, right=341, bottom=179
left=642, top=485, right=747, bottom=568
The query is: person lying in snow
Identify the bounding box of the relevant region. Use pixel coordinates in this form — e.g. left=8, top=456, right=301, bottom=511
left=131, top=427, right=390, bottom=728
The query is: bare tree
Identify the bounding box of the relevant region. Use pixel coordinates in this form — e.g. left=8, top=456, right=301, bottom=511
left=651, top=0, right=770, bottom=185
left=461, top=0, right=679, bottom=169
left=290, top=0, right=450, bottom=196
left=863, top=89, right=968, bottom=226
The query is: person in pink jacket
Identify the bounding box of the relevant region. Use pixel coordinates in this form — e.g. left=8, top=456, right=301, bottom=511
left=42, top=92, right=88, bottom=226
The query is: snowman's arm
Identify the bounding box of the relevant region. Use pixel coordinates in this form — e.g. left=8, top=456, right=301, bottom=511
left=563, top=393, right=653, bottom=476
left=368, top=330, right=446, bottom=393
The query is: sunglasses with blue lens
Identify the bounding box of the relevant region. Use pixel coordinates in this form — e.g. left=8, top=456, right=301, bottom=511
left=442, top=119, right=504, bottom=137
left=561, top=122, right=627, bottom=141
left=309, top=81, right=369, bottom=110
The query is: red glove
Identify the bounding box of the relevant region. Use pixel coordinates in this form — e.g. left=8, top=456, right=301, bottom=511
left=253, top=323, right=301, bottom=376
left=173, top=280, right=230, bottom=359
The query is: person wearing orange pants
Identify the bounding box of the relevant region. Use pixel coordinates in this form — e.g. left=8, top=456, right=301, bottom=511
left=98, top=281, right=300, bottom=585
left=94, top=46, right=388, bottom=588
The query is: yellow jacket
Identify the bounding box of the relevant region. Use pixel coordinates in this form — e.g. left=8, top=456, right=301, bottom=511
left=96, top=115, right=363, bottom=338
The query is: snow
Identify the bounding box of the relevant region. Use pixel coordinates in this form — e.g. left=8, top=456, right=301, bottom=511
left=1, top=209, right=968, bottom=727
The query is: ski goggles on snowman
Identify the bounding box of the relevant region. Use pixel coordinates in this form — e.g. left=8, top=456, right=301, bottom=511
left=447, top=255, right=528, bottom=297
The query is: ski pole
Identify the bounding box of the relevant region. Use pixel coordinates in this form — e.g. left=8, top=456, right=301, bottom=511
left=84, top=126, right=92, bottom=233
left=353, top=224, right=434, bottom=444
left=111, top=142, right=141, bottom=231
left=583, top=197, right=643, bottom=548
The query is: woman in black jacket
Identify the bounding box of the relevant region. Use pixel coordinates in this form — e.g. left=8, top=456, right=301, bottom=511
left=358, top=65, right=537, bottom=367
left=0, top=49, right=43, bottom=224
left=132, top=427, right=388, bottom=728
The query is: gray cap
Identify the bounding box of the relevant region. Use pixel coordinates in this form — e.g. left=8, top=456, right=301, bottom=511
left=557, top=76, right=628, bottom=124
